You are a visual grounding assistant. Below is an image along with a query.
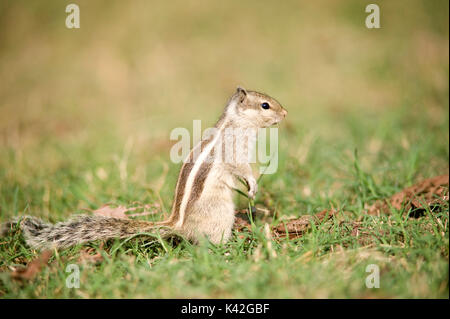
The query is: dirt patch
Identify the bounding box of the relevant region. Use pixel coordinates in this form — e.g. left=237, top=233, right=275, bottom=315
left=272, top=209, right=337, bottom=239
left=233, top=208, right=337, bottom=240
left=367, top=174, right=448, bottom=217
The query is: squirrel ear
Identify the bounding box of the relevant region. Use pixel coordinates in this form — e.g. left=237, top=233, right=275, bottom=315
left=236, top=86, right=247, bottom=102
left=236, top=86, right=247, bottom=95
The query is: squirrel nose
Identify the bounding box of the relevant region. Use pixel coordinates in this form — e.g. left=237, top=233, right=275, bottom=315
left=282, top=109, right=288, bottom=117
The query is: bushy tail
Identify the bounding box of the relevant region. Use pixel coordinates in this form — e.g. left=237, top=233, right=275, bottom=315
left=1, top=215, right=172, bottom=249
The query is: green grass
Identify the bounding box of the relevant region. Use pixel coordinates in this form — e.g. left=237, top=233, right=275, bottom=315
left=0, top=0, right=448, bottom=298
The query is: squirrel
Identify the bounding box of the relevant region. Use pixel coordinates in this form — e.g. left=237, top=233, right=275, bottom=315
left=1, top=87, right=287, bottom=249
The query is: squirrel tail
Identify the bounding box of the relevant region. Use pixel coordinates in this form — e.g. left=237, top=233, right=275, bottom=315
left=1, top=215, right=172, bottom=249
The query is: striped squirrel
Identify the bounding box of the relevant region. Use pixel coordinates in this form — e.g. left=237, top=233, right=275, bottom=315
left=1, top=87, right=287, bottom=249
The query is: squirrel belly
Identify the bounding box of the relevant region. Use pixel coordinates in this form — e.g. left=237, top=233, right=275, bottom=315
left=1, top=87, right=287, bottom=249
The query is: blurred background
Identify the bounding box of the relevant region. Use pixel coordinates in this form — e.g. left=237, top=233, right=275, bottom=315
left=0, top=0, right=448, bottom=218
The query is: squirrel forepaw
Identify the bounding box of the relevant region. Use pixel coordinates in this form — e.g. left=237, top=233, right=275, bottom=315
left=247, top=177, right=258, bottom=199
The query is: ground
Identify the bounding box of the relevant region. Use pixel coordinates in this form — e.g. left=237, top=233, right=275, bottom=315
left=0, top=0, right=448, bottom=298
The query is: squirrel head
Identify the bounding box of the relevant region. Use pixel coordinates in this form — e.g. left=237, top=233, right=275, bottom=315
left=228, top=86, right=287, bottom=128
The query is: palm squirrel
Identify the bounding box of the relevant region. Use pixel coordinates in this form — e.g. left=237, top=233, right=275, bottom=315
left=1, top=87, right=287, bottom=249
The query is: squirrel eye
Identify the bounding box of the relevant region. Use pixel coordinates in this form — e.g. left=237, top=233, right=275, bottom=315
left=261, top=102, right=270, bottom=110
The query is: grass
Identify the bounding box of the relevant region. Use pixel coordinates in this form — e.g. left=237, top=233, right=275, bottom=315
left=0, top=0, right=448, bottom=298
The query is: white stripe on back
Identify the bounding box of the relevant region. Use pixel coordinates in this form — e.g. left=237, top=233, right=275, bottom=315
left=174, top=114, right=229, bottom=228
